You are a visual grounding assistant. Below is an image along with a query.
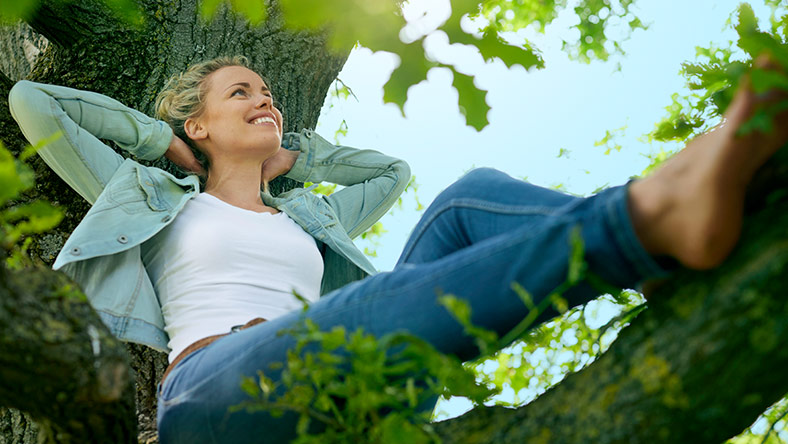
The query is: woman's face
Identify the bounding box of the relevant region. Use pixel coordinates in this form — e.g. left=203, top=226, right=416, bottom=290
left=186, top=65, right=284, bottom=163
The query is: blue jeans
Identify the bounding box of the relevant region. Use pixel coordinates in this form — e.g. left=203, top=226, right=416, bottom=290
left=156, top=168, right=671, bottom=443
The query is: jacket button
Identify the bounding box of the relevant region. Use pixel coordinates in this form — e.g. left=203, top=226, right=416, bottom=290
left=70, top=247, right=81, bottom=256
left=117, top=235, right=129, bottom=244
left=161, top=215, right=172, bottom=223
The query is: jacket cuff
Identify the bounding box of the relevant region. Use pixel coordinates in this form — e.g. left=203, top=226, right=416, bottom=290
left=133, top=121, right=173, bottom=161
left=283, top=129, right=315, bottom=182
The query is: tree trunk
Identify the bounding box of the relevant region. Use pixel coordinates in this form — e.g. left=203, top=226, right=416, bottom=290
left=0, top=0, right=348, bottom=442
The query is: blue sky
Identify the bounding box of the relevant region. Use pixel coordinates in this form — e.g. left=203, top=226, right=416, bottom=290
left=315, top=0, right=776, bottom=272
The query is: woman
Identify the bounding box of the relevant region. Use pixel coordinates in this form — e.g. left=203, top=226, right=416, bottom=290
left=8, top=55, right=787, bottom=442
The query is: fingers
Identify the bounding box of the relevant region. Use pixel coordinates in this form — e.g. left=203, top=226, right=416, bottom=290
left=188, top=159, right=207, bottom=177
left=164, top=137, right=206, bottom=177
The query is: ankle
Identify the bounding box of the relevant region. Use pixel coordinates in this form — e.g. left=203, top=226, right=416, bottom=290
left=627, top=177, right=674, bottom=257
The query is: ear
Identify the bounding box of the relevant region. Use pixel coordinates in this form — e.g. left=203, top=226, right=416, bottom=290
left=184, top=117, right=207, bottom=141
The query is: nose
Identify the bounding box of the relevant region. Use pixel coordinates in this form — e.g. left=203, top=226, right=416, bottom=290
left=254, top=93, right=272, bottom=109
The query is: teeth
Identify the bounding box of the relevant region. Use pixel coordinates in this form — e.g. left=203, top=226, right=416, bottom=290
left=252, top=117, right=276, bottom=126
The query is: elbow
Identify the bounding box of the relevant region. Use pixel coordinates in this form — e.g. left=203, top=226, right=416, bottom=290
left=391, top=159, right=411, bottom=197
left=8, top=80, right=35, bottom=117
left=8, top=81, right=50, bottom=128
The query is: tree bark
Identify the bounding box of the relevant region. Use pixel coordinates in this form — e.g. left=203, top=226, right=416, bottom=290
left=0, top=0, right=348, bottom=442
left=0, top=264, right=136, bottom=443
left=0, top=22, right=48, bottom=82
left=433, top=152, right=788, bottom=443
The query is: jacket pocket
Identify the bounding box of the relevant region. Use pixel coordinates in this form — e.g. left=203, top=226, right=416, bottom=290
left=306, top=196, right=339, bottom=230
left=96, top=166, right=167, bottom=214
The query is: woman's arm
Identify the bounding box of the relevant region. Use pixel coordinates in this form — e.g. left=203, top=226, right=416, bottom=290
left=8, top=80, right=173, bottom=205
left=281, top=129, right=411, bottom=239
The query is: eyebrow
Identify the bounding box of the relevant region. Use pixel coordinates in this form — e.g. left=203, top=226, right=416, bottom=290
left=224, top=82, right=270, bottom=93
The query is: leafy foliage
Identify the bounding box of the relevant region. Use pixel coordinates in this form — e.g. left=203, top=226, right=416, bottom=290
left=233, top=315, right=497, bottom=443
left=0, top=0, right=647, bottom=130
left=594, top=123, right=627, bottom=155
left=480, top=0, right=646, bottom=62
left=0, top=141, right=62, bottom=268
left=649, top=3, right=788, bottom=145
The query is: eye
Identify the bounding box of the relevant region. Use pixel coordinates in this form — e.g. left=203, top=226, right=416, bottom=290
left=231, top=88, right=247, bottom=97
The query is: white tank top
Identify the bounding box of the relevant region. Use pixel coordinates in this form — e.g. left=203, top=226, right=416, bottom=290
left=142, top=193, right=324, bottom=362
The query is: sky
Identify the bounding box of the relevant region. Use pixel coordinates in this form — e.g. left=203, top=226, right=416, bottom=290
left=315, top=0, right=776, bottom=273
left=310, top=0, right=780, bottom=422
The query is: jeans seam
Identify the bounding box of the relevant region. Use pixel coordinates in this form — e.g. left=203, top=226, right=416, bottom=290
left=399, top=197, right=563, bottom=263
left=159, top=346, right=211, bottom=405
left=395, top=212, right=580, bottom=299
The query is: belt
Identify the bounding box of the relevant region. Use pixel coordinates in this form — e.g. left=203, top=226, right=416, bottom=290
left=161, top=317, right=267, bottom=385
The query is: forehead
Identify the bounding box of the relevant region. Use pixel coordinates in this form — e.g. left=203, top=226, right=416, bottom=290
left=207, top=66, right=267, bottom=92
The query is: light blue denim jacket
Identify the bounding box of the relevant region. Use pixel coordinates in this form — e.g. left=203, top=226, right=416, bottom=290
left=8, top=80, right=410, bottom=353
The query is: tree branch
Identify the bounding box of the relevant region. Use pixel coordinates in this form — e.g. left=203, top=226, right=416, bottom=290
left=0, top=265, right=137, bottom=443
left=435, top=150, right=788, bottom=443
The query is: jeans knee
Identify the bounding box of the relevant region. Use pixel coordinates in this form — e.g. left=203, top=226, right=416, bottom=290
left=462, top=167, right=505, bottom=183
left=435, top=167, right=506, bottom=202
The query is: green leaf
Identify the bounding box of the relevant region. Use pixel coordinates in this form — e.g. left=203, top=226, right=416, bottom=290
left=3, top=200, right=63, bottom=245
left=382, top=42, right=433, bottom=116
left=511, top=282, right=536, bottom=311
left=229, top=0, right=266, bottom=24
left=0, top=0, right=39, bottom=23
left=279, top=0, right=400, bottom=50
left=438, top=294, right=498, bottom=354
left=451, top=68, right=490, bottom=131
left=200, top=0, right=226, bottom=20
left=380, top=414, right=430, bottom=444
left=441, top=0, right=544, bottom=71
left=103, top=0, right=145, bottom=26
left=736, top=3, right=759, bottom=37
left=0, top=143, right=33, bottom=205
left=322, top=327, right=347, bottom=351
left=240, top=375, right=261, bottom=397
left=751, top=67, right=788, bottom=93
left=21, top=131, right=63, bottom=162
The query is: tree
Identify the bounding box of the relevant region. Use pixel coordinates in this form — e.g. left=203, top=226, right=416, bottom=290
left=0, top=0, right=348, bottom=440
left=0, top=0, right=787, bottom=442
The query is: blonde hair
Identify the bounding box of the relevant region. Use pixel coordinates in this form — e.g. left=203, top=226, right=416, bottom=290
left=155, top=55, right=250, bottom=185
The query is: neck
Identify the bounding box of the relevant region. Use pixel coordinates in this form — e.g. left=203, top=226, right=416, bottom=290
left=204, top=156, right=265, bottom=211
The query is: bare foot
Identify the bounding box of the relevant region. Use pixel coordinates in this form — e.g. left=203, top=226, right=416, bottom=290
left=629, top=63, right=788, bottom=270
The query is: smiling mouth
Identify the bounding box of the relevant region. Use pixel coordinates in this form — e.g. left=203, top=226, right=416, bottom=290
left=250, top=116, right=278, bottom=129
